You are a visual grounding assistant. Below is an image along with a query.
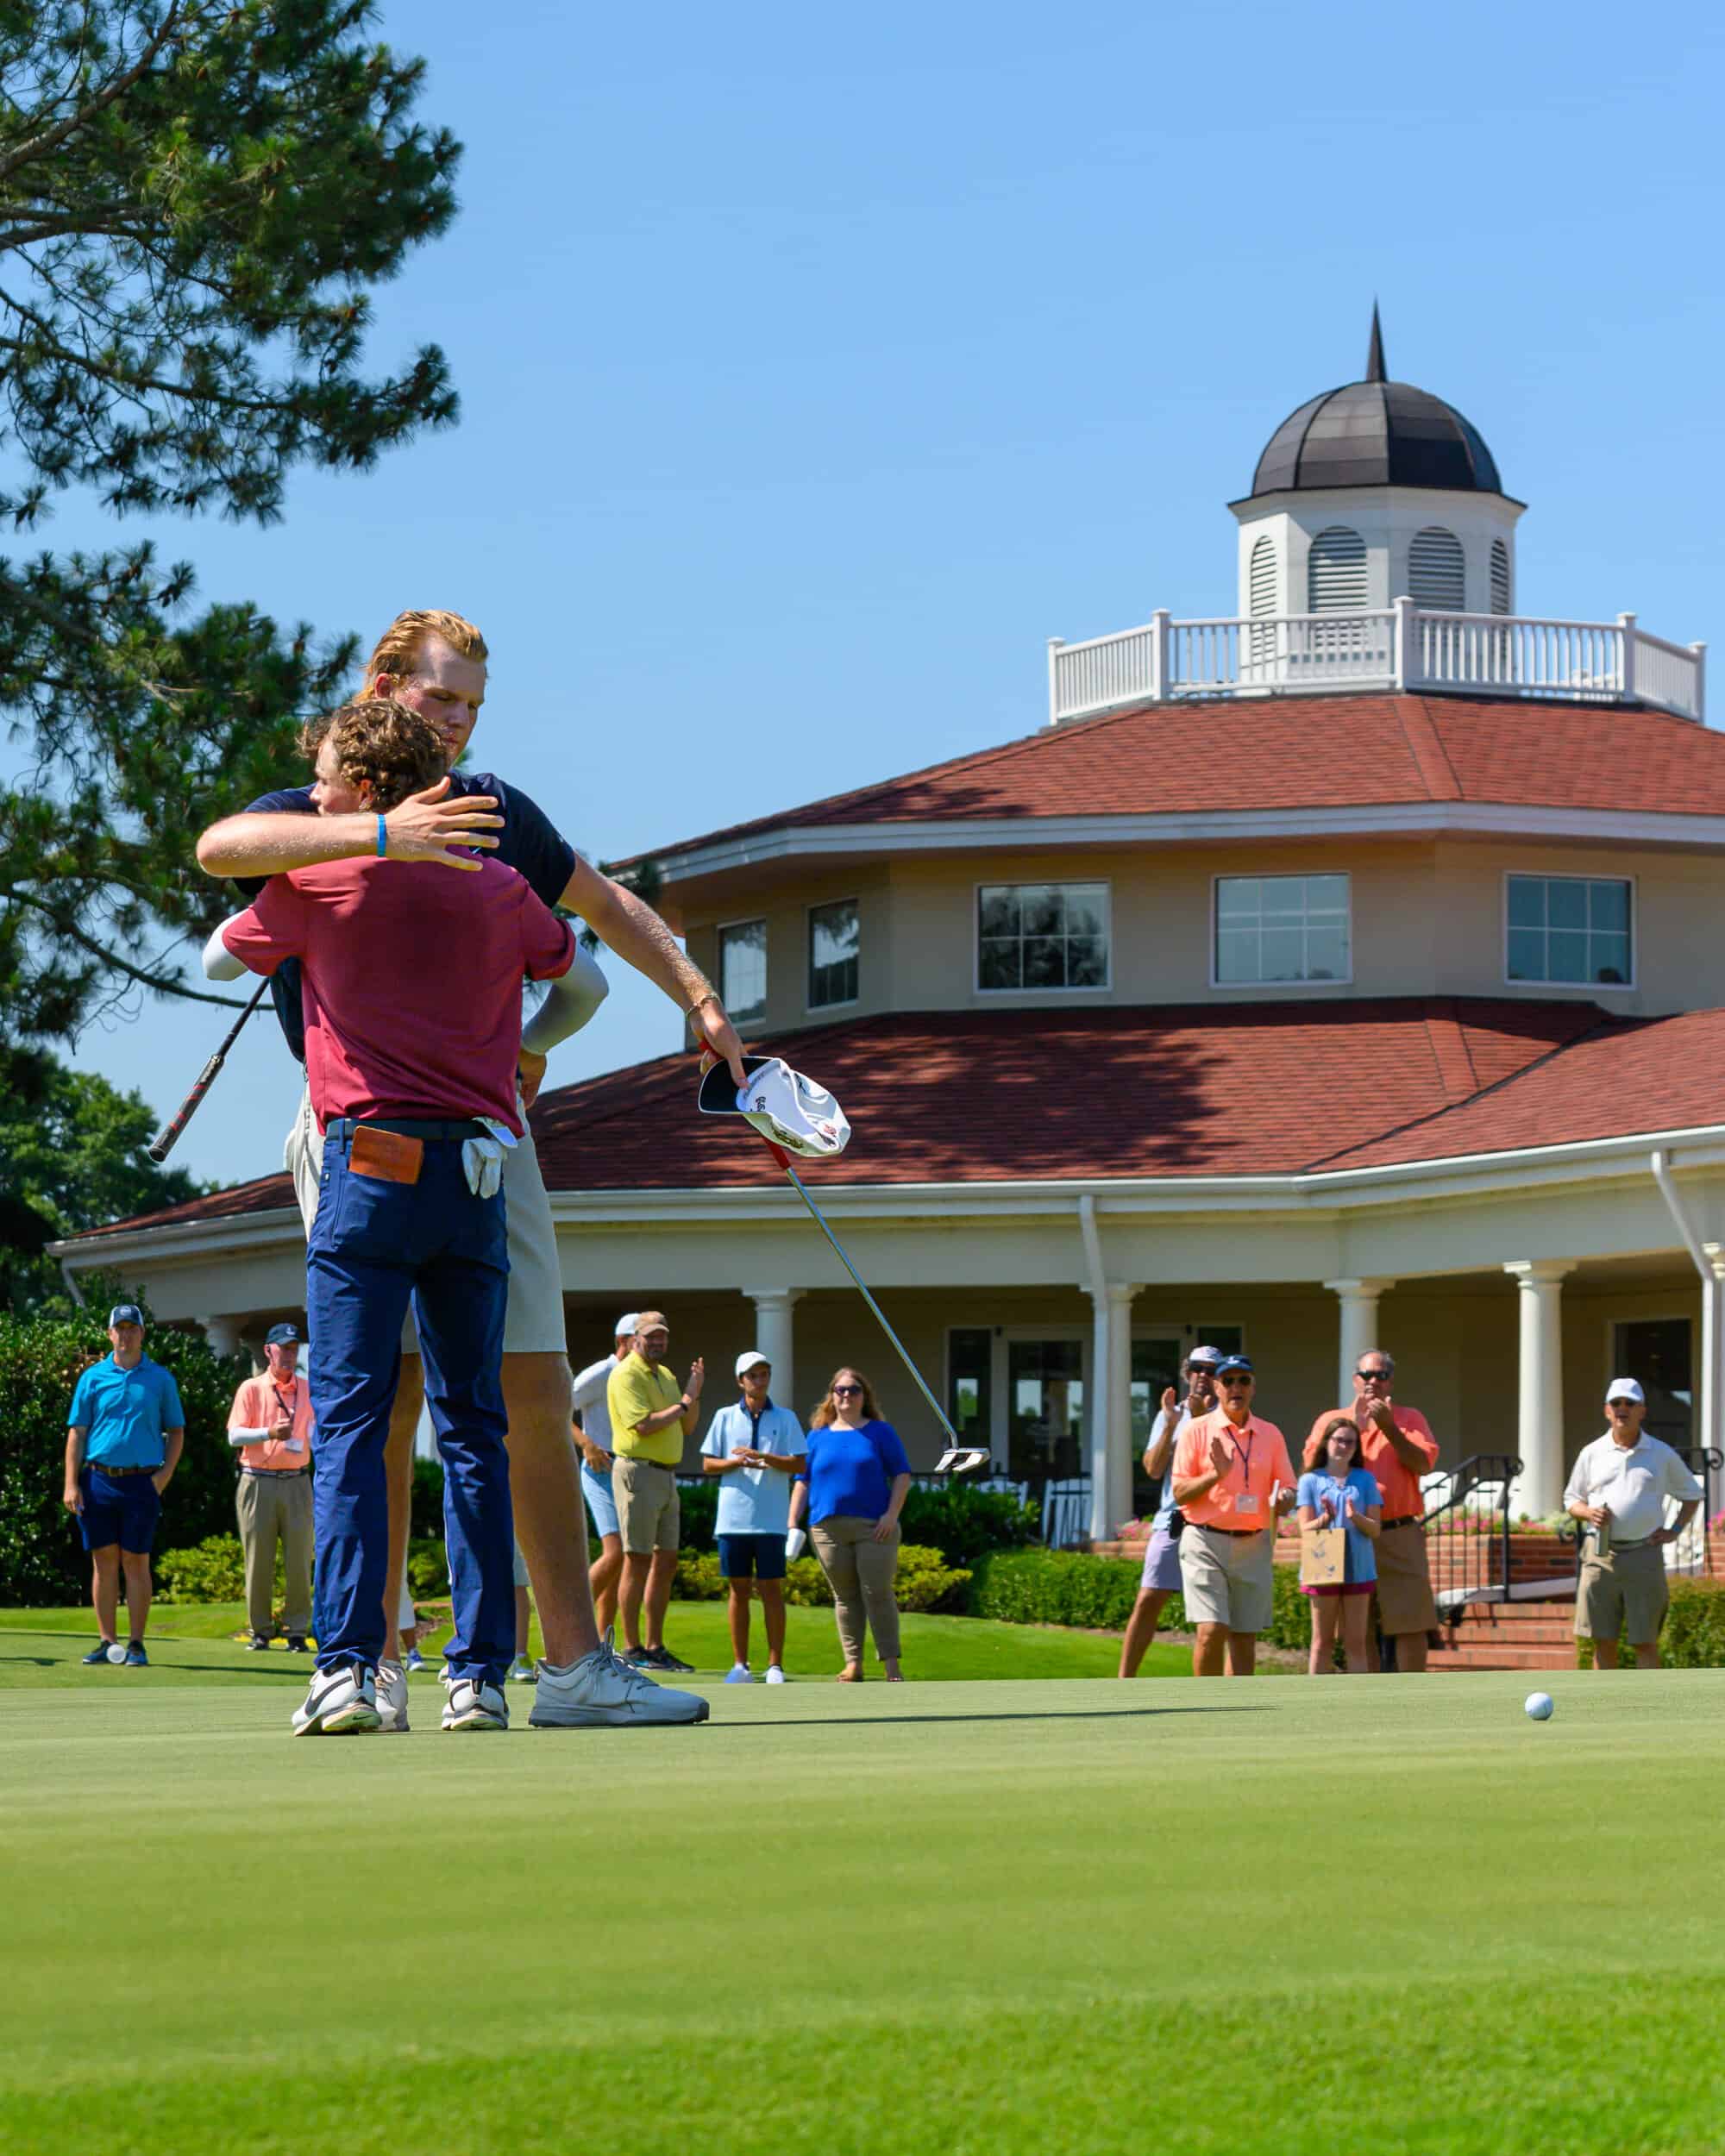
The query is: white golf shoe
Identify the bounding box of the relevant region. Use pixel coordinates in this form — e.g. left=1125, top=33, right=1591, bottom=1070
left=529, top=1630, right=711, bottom=1728
left=374, top=1658, right=410, bottom=1733
left=764, top=1664, right=787, bottom=1684
left=724, top=1663, right=755, bottom=1684
left=441, top=1676, right=509, bottom=1732
left=292, top=1663, right=380, bottom=1736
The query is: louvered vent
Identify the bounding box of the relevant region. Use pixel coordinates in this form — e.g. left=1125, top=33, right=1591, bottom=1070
left=1408, top=526, right=1465, bottom=610
left=1490, top=538, right=1511, bottom=616
left=1307, top=526, right=1366, bottom=612
left=1248, top=536, right=1276, bottom=617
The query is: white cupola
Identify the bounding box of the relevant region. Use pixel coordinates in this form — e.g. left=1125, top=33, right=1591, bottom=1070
left=1229, top=307, right=1523, bottom=624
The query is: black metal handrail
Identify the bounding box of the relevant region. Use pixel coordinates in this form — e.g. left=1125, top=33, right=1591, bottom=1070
left=1422, top=1453, right=1524, bottom=1616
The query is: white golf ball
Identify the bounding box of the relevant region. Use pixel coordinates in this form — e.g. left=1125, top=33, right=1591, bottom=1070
left=105, top=1642, right=129, bottom=1665
left=1524, top=1690, right=1554, bottom=1720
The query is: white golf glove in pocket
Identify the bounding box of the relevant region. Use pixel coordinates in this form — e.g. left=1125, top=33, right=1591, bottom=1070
left=461, top=1118, right=517, bottom=1199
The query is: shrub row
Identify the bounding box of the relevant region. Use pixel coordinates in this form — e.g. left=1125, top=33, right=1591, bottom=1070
left=964, top=1549, right=1318, bottom=1651
left=1576, top=1576, right=1725, bottom=1669
left=158, top=1534, right=449, bottom=1608
left=674, top=1543, right=969, bottom=1614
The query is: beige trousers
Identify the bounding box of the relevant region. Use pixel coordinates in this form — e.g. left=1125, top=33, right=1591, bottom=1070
left=236, top=1472, right=314, bottom=1637
left=811, top=1515, right=901, bottom=1664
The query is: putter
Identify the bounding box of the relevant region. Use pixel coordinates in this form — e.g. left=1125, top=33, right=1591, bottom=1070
left=696, top=1040, right=990, bottom=1477
left=147, top=975, right=272, bottom=1163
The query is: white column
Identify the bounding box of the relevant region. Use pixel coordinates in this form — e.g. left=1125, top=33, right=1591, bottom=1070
left=1503, top=1262, right=1575, bottom=1514
left=1701, top=1244, right=1725, bottom=1459
left=198, top=1315, right=242, bottom=1361
left=1087, top=1282, right=1138, bottom=1544
left=1323, top=1277, right=1396, bottom=1405
left=742, top=1287, right=803, bottom=1413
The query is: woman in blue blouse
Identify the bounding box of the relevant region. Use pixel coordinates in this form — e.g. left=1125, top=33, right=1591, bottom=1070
left=1295, top=1415, right=1383, bottom=1676
left=790, top=1368, right=912, bottom=1682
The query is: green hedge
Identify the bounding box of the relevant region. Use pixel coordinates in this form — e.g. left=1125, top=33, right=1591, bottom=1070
left=965, top=1549, right=1317, bottom=1649
left=1576, top=1576, right=1725, bottom=1668
left=0, top=1313, right=248, bottom=1605
left=157, top=1532, right=448, bottom=1609
left=674, top=1542, right=969, bottom=1614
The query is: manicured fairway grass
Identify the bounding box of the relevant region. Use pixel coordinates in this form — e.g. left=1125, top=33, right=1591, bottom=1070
left=0, top=1601, right=1197, bottom=1680
left=4, top=1647, right=1722, bottom=2156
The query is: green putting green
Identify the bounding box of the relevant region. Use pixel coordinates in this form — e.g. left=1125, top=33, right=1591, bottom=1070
left=3, top=1640, right=1721, bottom=2154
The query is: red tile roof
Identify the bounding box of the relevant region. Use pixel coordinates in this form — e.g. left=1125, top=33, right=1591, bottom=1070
left=630, top=694, right=1725, bottom=863
left=82, top=997, right=1691, bottom=1242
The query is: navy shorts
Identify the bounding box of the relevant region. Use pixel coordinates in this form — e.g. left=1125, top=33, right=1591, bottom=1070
left=79, top=1469, right=161, bottom=1554
left=718, top=1532, right=787, bottom=1582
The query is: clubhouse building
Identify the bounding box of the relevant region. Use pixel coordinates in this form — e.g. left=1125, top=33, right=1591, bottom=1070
left=61, top=316, right=1725, bottom=1545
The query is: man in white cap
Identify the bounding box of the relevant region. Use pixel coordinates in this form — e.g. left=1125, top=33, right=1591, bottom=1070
left=1565, top=1379, right=1704, bottom=1669
left=701, top=1352, right=807, bottom=1683
left=1118, top=1345, right=1224, bottom=1679
left=569, top=1313, right=638, bottom=1637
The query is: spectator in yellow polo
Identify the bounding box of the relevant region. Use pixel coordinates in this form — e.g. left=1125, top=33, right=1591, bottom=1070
left=606, top=1311, right=703, bottom=1674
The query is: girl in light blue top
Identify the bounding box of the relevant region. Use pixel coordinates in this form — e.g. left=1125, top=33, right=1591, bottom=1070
left=1295, top=1415, right=1383, bottom=1677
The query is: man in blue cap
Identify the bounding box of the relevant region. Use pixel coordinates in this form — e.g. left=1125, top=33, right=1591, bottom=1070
left=227, top=1320, right=316, bottom=1651
left=63, top=1306, right=185, bottom=1667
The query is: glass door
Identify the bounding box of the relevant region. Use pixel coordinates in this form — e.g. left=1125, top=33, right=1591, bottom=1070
left=1611, top=1319, right=1693, bottom=1448
left=1007, top=1338, right=1085, bottom=1485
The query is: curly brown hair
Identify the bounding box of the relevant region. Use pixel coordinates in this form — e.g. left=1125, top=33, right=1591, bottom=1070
left=298, top=698, right=446, bottom=812
left=810, top=1366, right=883, bottom=1428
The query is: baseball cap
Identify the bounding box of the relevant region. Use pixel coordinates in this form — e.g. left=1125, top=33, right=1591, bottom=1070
left=698, top=1054, right=850, bottom=1161
left=613, top=1312, right=640, bottom=1339
left=108, top=1303, right=145, bottom=1329
left=736, top=1350, right=770, bottom=1379
left=265, top=1321, right=300, bottom=1346
left=1605, top=1377, right=1645, bottom=1405
left=634, top=1310, right=669, bottom=1337
left=1215, top=1353, right=1255, bottom=1378
left=1187, top=1345, right=1226, bottom=1369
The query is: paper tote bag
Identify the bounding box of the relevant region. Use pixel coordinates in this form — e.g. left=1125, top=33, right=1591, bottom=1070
left=1300, top=1523, right=1347, bottom=1589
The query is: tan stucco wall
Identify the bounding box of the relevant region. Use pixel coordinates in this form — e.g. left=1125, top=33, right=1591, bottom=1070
left=681, top=836, right=1725, bottom=1025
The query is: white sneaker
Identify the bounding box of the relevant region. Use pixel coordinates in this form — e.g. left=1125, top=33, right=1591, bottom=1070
left=375, top=1658, right=410, bottom=1733
left=764, top=1665, right=787, bottom=1684
left=724, top=1663, right=755, bottom=1684
left=292, top=1663, right=380, bottom=1736
left=507, top=1655, right=536, bottom=1683
left=529, top=1629, right=711, bottom=1728
left=442, top=1676, right=509, bottom=1731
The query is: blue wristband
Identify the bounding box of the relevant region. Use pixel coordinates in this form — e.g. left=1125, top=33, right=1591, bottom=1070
left=376, top=813, right=387, bottom=859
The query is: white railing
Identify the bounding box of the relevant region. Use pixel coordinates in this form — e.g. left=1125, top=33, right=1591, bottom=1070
left=1048, top=600, right=1705, bottom=724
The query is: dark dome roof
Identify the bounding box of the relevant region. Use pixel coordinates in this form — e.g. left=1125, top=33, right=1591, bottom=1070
left=1246, top=378, right=1503, bottom=498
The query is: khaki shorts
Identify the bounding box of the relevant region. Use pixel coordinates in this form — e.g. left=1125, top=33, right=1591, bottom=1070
left=1576, top=1542, right=1668, bottom=1645
left=1373, top=1520, right=1439, bottom=1637
left=285, top=1087, right=568, bottom=1355
left=1179, top=1523, right=1275, bottom=1633
left=613, top=1457, right=681, bottom=1555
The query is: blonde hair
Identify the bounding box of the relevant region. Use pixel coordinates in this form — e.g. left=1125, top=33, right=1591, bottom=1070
left=364, top=608, right=488, bottom=687
left=810, top=1367, right=882, bottom=1429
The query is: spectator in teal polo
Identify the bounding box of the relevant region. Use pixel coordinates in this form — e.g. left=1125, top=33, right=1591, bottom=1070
left=62, top=1305, right=185, bottom=1668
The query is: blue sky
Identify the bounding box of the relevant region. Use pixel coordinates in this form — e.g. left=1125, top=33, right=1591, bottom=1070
left=54, top=0, right=1725, bottom=1186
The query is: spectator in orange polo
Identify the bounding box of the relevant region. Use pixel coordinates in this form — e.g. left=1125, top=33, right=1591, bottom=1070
left=227, top=1321, right=315, bottom=1653
left=1171, top=1354, right=1296, bottom=1677
left=1302, top=1348, right=1440, bottom=1672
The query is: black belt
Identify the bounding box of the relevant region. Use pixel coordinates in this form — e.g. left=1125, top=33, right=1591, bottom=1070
left=1381, top=1514, right=1422, bottom=1531
left=89, top=1463, right=157, bottom=1477
left=326, top=1115, right=485, bottom=1144
left=241, top=1466, right=309, bottom=1478
left=1191, top=1523, right=1263, bottom=1538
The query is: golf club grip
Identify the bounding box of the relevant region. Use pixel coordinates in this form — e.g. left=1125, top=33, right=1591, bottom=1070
left=147, top=978, right=269, bottom=1161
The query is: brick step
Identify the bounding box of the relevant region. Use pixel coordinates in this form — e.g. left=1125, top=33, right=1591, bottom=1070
left=1431, top=1642, right=1575, bottom=1671
left=1444, top=1620, right=1575, bottom=1645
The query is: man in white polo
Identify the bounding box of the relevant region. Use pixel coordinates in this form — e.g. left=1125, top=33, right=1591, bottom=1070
left=702, top=1351, right=806, bottom=1683
left=1565, top=1379, right=1703, bottom=1670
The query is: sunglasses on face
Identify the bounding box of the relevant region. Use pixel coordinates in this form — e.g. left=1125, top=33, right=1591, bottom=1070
left=1220, top=1376, right=1252, bottom=1388
left=831, top=1384, right=862, bottom=1396
left=1356, top=1369, right=1390, bottom=1382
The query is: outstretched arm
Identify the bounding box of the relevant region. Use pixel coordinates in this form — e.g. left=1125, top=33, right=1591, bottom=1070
left=196, top=780, right=504, bottom=879
left=559, top=855, right=747, bottom=1086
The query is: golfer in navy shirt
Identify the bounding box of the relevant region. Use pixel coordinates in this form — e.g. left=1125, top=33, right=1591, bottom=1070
left=63, top=1305, right=185, bottom=1667
left=217, top=699, right=580, bottom=1738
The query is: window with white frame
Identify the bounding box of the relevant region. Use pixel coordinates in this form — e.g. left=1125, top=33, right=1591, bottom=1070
left=1506, top=874, right=1631, bottom=986
left=807, top=899, right=859, bottom=1008
left=718, top=919, right=767, bottom=1025
left=977, top=882, right=1109, bottom=991
left=1214, top=874, right=1350, bottom=985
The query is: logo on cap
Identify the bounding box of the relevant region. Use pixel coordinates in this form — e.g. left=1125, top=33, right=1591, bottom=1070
left=108, top=1303, right=145, bottom=1329
left=265, top=1322, right=300, bottom=1346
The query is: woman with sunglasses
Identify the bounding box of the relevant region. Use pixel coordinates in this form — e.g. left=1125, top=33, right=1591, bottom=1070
left=1295, top=1415, right=1383, bottom=1675
left=788, top=1369, right=912, bottom=1682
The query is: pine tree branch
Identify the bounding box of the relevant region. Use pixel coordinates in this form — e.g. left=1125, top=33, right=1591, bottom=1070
left=0, top=3, right=186, bottom=187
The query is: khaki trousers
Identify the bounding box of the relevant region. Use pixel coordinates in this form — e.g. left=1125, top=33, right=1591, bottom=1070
left=236, top=1472, right=314, bottom=1637
left=811, top=1515, right=901, bottom=1664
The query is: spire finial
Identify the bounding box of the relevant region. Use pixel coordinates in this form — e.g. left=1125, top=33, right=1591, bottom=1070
left=1366, top=300, right=1387, bottom=384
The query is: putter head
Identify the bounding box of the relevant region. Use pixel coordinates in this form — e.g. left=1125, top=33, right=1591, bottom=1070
left=934, top=1445, right=993, bottom=1479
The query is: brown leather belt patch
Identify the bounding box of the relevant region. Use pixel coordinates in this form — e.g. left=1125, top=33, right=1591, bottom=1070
left=348, top=1127, right=423, bottom=1185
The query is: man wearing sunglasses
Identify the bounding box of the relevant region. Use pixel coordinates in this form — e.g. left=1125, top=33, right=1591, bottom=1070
left=1565, top=1379, right=1703, bottom=1670
left=1170, top=1356, right=1296, bottom=1677
left=1304, top=1351, right=1440, bottom=1672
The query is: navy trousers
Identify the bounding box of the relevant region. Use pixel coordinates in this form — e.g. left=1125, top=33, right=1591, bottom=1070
left=305, top=1129, right=514, bottom=1683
